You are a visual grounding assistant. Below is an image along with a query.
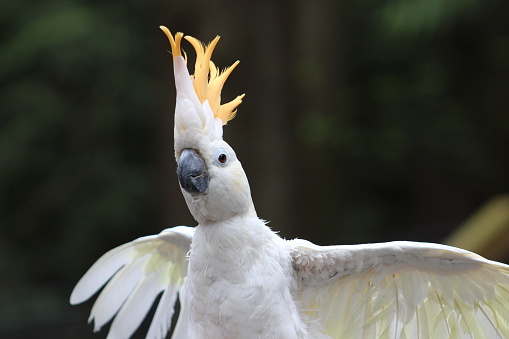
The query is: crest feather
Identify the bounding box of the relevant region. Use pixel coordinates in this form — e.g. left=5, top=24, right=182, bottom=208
left=159, top=26, right=183, bottom=58
left=160, top=26, right=243, bottom=126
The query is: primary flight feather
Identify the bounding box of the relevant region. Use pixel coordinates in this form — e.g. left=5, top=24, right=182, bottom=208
left=71, top=27, right=509, bottom=339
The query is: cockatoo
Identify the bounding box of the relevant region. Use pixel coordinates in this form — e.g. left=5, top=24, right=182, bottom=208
left=70, top=27, right=509, bottom=339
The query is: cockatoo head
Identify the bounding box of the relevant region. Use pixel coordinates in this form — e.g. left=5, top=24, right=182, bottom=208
left=160, top=27, right=255, bottom=224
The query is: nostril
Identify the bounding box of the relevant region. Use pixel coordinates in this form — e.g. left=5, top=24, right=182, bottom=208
left=190, top=173, right=205, bottom=179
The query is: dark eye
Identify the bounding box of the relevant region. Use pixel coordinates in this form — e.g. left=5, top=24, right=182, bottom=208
left=213, top=148, right=230, bottom=166
left=218, top=153, right=227, bottom=163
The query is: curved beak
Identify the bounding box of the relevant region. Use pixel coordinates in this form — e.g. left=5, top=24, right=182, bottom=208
left=177, top=149, right=209, bottom=195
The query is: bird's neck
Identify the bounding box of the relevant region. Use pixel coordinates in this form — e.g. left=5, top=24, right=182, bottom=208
left=191, top=215, right=279, bottom=266
left=196, top=214, right=267, bottom=246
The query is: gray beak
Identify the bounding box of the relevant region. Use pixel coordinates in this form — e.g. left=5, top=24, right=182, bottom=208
left=177, top=149, right=209, bottom=195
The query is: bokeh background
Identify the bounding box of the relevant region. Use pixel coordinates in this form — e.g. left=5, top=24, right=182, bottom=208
left=1, top=0, right=509, bottom=337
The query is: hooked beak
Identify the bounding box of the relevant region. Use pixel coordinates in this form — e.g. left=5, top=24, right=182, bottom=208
left=177, top=149, right=209, bottom=195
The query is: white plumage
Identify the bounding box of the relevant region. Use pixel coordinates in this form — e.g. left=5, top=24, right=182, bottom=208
left=71, top=28, right=509, bottom=339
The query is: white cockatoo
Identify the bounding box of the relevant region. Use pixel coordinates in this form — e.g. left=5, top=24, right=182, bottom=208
left=71, top=27, right=509, bottom=339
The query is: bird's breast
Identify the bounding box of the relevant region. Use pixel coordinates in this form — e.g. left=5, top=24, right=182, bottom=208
left=185, top=222, right=308, bottom=339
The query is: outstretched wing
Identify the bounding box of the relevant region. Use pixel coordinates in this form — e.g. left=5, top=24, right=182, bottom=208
left=71, top=226, right=194, bottom=339
left=290, top=239, right=509, bottom=339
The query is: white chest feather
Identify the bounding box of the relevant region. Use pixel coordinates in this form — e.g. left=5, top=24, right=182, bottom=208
left=185, top=217, right=307, bottom=339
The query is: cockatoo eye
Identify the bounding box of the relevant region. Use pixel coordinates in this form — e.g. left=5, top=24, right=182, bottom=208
left=214, top=148, right=230, bottom=166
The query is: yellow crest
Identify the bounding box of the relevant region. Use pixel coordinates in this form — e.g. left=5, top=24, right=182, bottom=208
left=160, top=26, right=244, bottom=125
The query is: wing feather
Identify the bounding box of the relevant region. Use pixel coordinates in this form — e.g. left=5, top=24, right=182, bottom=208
left=70, top=241, right=135, bottom=305
left=71, top=226, right=194, bottom=339
left=146, top=283, right=179, bottom=339
left=108, top=271, right=164, bottom=339
left=170, top=282, right=189, bottom=339
left=290, top=240, right=509, bottom=339
left=89, top=255, right=148, bottom=330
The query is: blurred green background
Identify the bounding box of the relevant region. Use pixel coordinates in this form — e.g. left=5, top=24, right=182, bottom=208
left=1, top=0, right=508, bottom=337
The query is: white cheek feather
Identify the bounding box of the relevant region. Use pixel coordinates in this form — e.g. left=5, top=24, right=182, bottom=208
left=232, top=167, right=247, bottom=193
left=186, top=161, right=249, bottom=224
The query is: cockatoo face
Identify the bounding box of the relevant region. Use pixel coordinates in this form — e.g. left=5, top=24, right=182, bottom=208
left=175, top=139, right=252, bottom=224
left=161, top=27, right=253, bottom=224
